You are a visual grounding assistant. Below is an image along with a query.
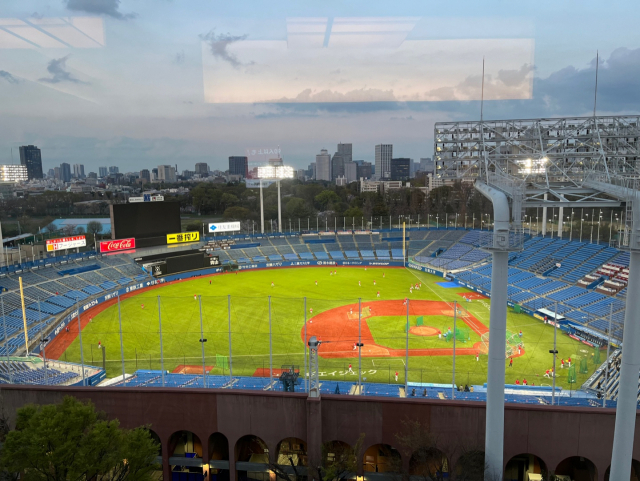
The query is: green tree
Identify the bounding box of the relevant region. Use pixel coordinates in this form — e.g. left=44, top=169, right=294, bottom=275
left=223, top=206, right=253, bottom=221
left=314, top=190, right=340, bottom=211
left=0, top=396, right=160, bottom=481
left=285, top=197, right=313, bottom=219
left=343, top=207, right=364, bottom=218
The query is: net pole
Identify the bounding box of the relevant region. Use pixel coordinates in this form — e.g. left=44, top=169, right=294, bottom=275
left=358, top=298, right=362, bottom=390
left=552, top=301, right=558, bottom=405
left=118, top=295, right=125, bottom=386
left=76, top=297, right=86, bottom=386
left=452, top=301, right=457, bottom=399
left=38, top=298, right=48, bottom=386
left=199, top=295, right=206, bottom=388
left=227, top=295, right=233, bottom=380
left=604, top=303, right=613, bottom=408
left=1, top=299, right=12, bottom=383
left=405, top=298, right=409, bottom=393
left=158, top=295, right=165, bottom=387
left=269, top=296, right=273, bottom=383
left=304, top=297, right=308, bottom=393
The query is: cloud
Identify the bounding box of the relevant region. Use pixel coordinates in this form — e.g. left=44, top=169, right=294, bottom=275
left=0, top=70, right=19, bottom=84
left=174, top=50, right=185, bottom=65
left=200, top=30, right=252, bottom=68
left=267, top=87, right=397, bottom=103
left=390, top=115, right=415, bottom=121
left=39, top=56, right=88, bottom=85
left=424, top=63, right=534, bottom=101
left=65, top=0, right=136, bottom=20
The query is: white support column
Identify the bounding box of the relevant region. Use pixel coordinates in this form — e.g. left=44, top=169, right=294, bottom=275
left=542, top=193, right=548, bottom=236
left=260, top=179, right=265, bottom=234
left=610, top=249, right=640, bottom=481
left=277, top=179, right=282, bottom=233
left=557, top=206, right=564, bottom=238
left=474, top=181, right=512, bottom=481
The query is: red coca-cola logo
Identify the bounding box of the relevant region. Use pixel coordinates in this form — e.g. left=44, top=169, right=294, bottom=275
left=99, top=238, right=136, bottom=253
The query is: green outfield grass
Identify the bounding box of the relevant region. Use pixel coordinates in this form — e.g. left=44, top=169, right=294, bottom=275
left=60, top=266, right=602, bottom=389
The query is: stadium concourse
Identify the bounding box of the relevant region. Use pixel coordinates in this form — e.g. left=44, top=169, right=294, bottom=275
left=0, top=227, right=633, bottom=407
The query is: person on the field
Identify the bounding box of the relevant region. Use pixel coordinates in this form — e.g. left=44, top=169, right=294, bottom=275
left=98, top=341, right=101, bottom=349
left=383, top=272, right=385, bottom=278
left=395, top=370, right=399, bottom=382
left=365, top=267, right=367, bottom=271
left=141, top=304, right=144, bottom=309
left=271, top=281, right=274, bottom=287
left=410, top=287, right=413, bottom=294
left=209, top=280, right=211, bottom=285
left=350, top=308, right=353, bottom=314
left=310, top=308, right=313, bottom=315
left=373, top=280, right=376, bottom=285
left=561, top=358, right=565, bottom=369
left=509, top=358, right=513, bottom=368
left=544, top=369, right=551, bottom=378
left=315, top=280, right=318, bottom=286
left=515, top=379, right=520, bottom=385
left=358, top=281, right=361, bottom=286
left=194, top=294, right=197, bottom=300
left=519, top=330, right=523, bottom=338
left=523, top=378, right=528, bottom=385
left=403, top=298, right=407, bottom=306
left=353, top=342, right=357, bottom=351
left=567, top=357, right=572, bottom=367
left=348, top=363, right=354, bottom=374
left=476, top=352, right=479, bottom=362
left=377, top=291, right=380, bottom=298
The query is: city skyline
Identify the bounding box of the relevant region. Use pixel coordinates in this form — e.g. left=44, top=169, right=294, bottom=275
left=0, top=1, right=639, bottom=172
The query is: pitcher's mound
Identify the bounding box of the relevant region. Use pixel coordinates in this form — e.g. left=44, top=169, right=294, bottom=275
left=409, top=326, right=441, bottom=337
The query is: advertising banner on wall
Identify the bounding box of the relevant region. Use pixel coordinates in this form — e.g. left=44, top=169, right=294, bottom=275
left=46, top=235, right=86, bottom=252
left=208, top=222, right=241, bottom=233
left=167, top=231, right=200, bottom=244
left=99, top=238, right=136, bottom=253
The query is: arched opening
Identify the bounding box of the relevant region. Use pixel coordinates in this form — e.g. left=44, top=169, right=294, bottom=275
left=555, top=456, right=597, bottom=481
left=455, top=450, right=485, bottom=481
left=363, top=444, right=401, bottom=473
left=504, top=453, right=548, bottom=481
left=409, top=447, right=449, bottom=480
left=604, top=459, right=640, bottom=481
left=235, top=435, right=270, bottom=481
left=209, top=432, right=230, bottom=481
left=148, top=429, right=162, bottom=457
left=322, top=440, right=354, bottom=475
left=276, top=437, right=308, bottom=467
left=169, top=431, right=205, bottom=481
left=147, top=429, right=163, bottom=481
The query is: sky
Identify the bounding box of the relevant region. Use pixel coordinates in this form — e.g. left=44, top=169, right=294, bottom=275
left=0, top=0, right=639, bottom=174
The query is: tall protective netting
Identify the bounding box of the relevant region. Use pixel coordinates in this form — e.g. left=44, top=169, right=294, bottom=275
left=579, top=356, right=589, bottom=374
left=567, top=365, right=577, bottom=384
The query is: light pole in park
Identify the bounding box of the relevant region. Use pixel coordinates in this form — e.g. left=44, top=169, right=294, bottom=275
left=570, top=210, right=574, bottom=241
left=257, top=163, right=295, bottom=233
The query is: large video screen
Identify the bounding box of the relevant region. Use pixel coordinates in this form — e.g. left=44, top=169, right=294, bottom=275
left=111, top=202, right=181, bottom=239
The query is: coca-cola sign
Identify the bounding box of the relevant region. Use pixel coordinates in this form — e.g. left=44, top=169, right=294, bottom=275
left=99, top=238, right=136, bottom=253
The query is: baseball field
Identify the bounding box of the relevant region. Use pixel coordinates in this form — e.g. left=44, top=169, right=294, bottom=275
left=51, top=266, right=601, bottom=389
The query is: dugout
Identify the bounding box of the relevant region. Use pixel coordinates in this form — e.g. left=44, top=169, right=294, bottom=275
left=135, top=249, right=220, bottom=277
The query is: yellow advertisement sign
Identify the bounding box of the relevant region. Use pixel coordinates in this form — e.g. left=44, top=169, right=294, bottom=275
left=167, top=231, right=200, bottom=244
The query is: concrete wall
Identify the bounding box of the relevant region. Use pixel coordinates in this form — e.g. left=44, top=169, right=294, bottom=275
left=2, top=385, right=637, bottom=481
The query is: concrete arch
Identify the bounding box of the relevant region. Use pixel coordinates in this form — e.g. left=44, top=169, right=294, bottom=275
left=555, top=456, right=597, bottom=481
left=146, top=428, right=163, bottom=457
left=409, top=446, right=449, bottom=479
left=363, top=443, right=401, bottom=473
left=235, top=434, right=270, bottom=463
left=209, top=432, right=230, bottom=461
left=169, top=430, right=204, bottom=460
left=504, top=453, right=549, bottom=481
left=604, top=459, right=640, bottom=481
left=276, top=437, right=307, bottom=466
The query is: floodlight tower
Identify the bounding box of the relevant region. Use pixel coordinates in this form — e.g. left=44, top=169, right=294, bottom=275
left=308, top=336, right=320, bottom=398
left=256, top=161, right=294, bottom=234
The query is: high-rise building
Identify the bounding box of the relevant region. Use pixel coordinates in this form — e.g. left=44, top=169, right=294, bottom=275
left=60, top=163, right=72, bottom=182
left=331, top=152, right=344, bottom=181
left=356, top=161, right=372, bottom=180
left=390, top=158, right=411, bottom=181
left=344, top=161, right=358, bottom=183
left=308, top=162, right=316, bottom=180
left=337, top=143, right=352, bottom=163
left=0, top=165, right=28, bottom=182
left=54, top=167, right=61, bottom=180
left=315, top=149, right=331, bottom=181
left=419, top=157, right=434, bottom=174
left=140, top=169, right=151, bottom=183
left=375, top=144, right=393, bottom=180
left=195, top=163, right=209, bottom=176
left=157, top=165, right=176, bottom=183
left=151, top=168, right=158, bottom=181
left=99, top=167, right=108, bottom=177
left=109, top=166, right=119, bottom=174
left=87, top=172, right=97, bottom=179
left=73, top=163, right=85, bottom=178
left=18, top=145, right=43, bottom=180
left=47, top=168, right=55, bottom=178
left=228, top=156, right=248, bottom=177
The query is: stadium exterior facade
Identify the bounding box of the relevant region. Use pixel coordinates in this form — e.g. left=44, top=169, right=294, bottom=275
left=2, top=384, right=635, bottom=481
